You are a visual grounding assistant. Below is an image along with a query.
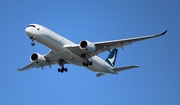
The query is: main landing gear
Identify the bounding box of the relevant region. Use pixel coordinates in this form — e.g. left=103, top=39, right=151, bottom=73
left=82, top=61, right=92, bottom=67
left=58, top=67, right=68, bottom=73
left=30, top=36, right=35, bottom=46
left=81, top=54, right=93, bottom=67
left=58, top=59, right=68, bottom=73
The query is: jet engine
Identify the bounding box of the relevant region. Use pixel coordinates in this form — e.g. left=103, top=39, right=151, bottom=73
left=30, top=53, right=47, bottom=65
left=80, top=40, right=96, bottom=53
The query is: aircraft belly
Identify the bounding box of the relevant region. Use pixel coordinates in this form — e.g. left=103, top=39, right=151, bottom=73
left=34, top=33, right=112, bottom=73
left=86, top=57, right=106, bottom=72
left=61, top=50, right=84, bottom=66
left=87, top=56, right=115, bottom=73
left=35, top=34, right=67, bottom=54
left=87, top=64, right=104, bottom=72
left=35, top=34, right=84, bottom=66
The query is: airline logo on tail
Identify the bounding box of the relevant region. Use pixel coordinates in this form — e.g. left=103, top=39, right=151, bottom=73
left=105, top=49, right=118, bottom=67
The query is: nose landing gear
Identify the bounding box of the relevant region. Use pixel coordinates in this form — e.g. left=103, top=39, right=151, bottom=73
left=31, top=42, right=35, bottom=46
left=30, top=36, right=35, bottom=46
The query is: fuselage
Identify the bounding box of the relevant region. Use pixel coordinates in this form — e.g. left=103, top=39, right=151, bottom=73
left=25, top=24, right=115, bottom=74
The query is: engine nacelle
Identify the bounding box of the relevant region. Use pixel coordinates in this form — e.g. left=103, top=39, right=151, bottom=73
left=30, top=53, right=47, bottom=65
left=80, top=40, right=96, bottom=53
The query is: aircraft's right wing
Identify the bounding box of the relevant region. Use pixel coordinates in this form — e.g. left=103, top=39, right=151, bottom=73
left=17, top=50, right=68, bottom=71
left=17, top=63, right=36, bottom=71
left=17, top=60, right=59, bottom=71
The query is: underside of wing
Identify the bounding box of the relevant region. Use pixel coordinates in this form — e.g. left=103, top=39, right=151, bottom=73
left=94, top=30, right=167, bottom=54
left=65, top=30, right=167, bottom=57
left=17, top=50, right=69, bottom=71
left=17, top=63, right=36, bottom=71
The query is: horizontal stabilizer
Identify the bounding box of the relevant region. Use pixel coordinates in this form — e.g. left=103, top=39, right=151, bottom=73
left=96, top=73, right=106, bottom=77
left=96, top=65, right=139, bottom=77
left=112, top=65, right=139, bottom=72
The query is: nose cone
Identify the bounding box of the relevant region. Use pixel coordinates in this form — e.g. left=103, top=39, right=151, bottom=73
left=25, top=27, right=32, bottom=36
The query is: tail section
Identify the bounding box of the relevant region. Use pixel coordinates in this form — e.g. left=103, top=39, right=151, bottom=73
left=105, top=49, right=118, bottom=67
left=96, top=49, right=139, bottom=77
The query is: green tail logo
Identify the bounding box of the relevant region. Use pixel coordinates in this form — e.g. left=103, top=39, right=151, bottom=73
left=105, top=49, right=118, bottom=67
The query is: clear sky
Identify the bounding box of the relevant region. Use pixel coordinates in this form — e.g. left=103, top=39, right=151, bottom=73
left=0, top=0, right=180, bottom=105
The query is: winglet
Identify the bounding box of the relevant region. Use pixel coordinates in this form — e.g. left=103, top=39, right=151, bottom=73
left=153, top=30, right=167, bottom=37
left=161, top=30, right=168, bottom=35
left=17, top=68, right=22, bottom=72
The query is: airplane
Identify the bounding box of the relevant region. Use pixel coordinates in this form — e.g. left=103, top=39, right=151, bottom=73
left=17, top=24, right=167, bottom=77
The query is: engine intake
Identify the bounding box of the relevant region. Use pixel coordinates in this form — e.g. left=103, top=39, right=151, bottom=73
left=30, top=53, right=47, bottom=65
left=80, top=40, right=96, bottom=53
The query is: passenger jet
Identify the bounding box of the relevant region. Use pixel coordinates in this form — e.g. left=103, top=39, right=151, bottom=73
left=17, top=24, right=167, bottom=77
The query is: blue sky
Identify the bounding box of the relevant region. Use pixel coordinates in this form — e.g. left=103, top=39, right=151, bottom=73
left=0, top=0, right=180, bottom=105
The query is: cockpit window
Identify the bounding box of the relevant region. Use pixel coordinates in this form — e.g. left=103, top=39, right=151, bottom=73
left=28, top=25, right=36, bottom=27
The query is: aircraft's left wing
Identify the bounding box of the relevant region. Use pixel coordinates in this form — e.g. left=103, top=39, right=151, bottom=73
left=17, top=50, right=68, bottom=71
left=94, top=30, right=167, bottom=54
left=65, top=30, right=167, bottom=57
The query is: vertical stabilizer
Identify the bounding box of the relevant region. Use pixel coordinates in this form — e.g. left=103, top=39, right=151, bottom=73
left=105, top=49, right=118, bottom=67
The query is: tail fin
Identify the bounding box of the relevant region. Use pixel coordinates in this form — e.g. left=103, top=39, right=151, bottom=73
left=105, top=49, right=118, bottom=67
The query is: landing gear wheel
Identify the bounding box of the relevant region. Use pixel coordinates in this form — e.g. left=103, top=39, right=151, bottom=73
left=57, top=59, right=68, bottom=73
left=82, top=61, right=93, bottom=67
left=31, top=42, right=35, bottom=46
left=60, top=70, right=64, bottom=73
left=30, top=36, right=35, bottom=46
left=58, top=68, right=65, bottom=73
left=89, top=62, right=93, bottom=66
left=64, top=68, right=68, bottom=72
left=83, top=62, right=88, bottom=66
left=81, top=54, right=93, bottom=67
left=58, top=68, right=61, bottom=72
left=83, top=62, right=86, bottom=66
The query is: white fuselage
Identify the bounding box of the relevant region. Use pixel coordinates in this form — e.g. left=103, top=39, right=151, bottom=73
left=25, top=24, right=115, bottom=74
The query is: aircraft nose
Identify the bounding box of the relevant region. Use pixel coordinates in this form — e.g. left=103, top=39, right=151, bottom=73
left=25, top=27, right=32, bottom=36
